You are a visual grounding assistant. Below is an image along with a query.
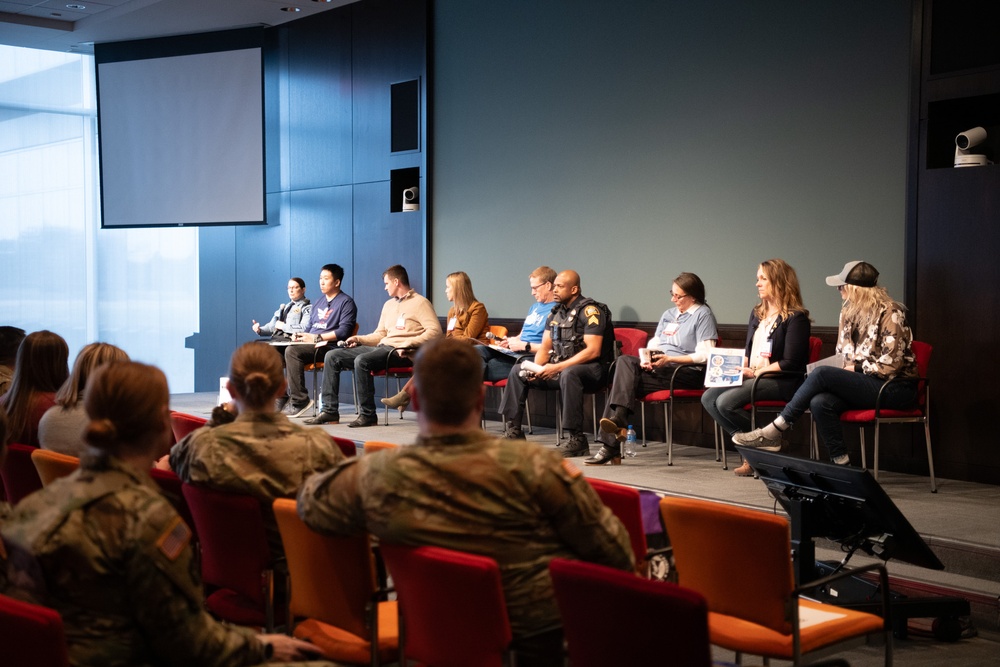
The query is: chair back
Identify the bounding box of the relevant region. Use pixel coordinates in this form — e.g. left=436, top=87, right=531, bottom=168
left=488, top=325, right=508, bottom=339
left=169, top=411, right=208, bottom=443
left=331, top=435, right=357, bottom=458
left=363, top=440, right=399, bottom=455
left=911, top=340, right=932, bottom=409
left=272, top=497, right=378, bottom=638
left=586, top=478, right=648, bottom=571
left=0, top=443, right=44, bottom=505
left=613, top=327, right=648, bottom=358
left=149, top=468, right=197, bottom=542
left=549, top=558, right=711, bottom=667
left=380, top=543, right=511, bottom=667
left=808, top=336, right=823, bottom=363
left=659, top=496, right=794, bottom=635
left=31, top=449, right=80, bottom=486
left=181, top=483, right=273, bottom=607
left=0, top=593, right=70, bottom=667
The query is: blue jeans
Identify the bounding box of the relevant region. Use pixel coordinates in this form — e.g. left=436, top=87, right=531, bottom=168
left=701, top=379, right=787, bottom=440
left=780, top=366, right=917, bottom=460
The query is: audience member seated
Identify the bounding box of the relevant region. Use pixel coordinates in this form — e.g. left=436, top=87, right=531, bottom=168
left=499, top=270, right=616, bottom=458
left=0, top=330, right=69, bottom=448
left=0, top=361, right=327, bottom=665
left=0, top=410, right=9, bottom=523
left=0, top=326, right=26, bottom=396
left=703, top=259, right=811, bottom=475
left=297, top=338, right=634, bottom=667
left=587, top=272, right=719, bottom=465
left=734, top=261, right=915, bottom=467
left=168, top=342, right=344, bottom=560
left=477, top=266, right=557, bottom=382
left=382, top=270, right=490, bottom=413
left=305, top=264, right=442, bottom=428
left=252, top=276, right=311, bottom=339
left=38, top=343, right=130, bottom=456
left=283, top=264, right=358, bottom=417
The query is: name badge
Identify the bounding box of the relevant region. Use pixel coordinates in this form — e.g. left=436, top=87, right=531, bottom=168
left=396, top=314, right=407, bottom=330
left=447, top=317, right=457, bottom=331
left=760, top=341, right=773, bottom=359
left=663, top=322, right=680, bottom=336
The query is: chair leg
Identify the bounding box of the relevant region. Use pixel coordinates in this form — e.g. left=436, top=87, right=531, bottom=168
left=859, top=426, right=868, bottom=472
left=873, top=421, right=881, bottom=481
left=525, top=400, right=532, bottom=434
left=665, top=402, right=673, bottom=466
left=925, top=417, right=937, bottom=493
left=640, top=403, right=647, bottom=446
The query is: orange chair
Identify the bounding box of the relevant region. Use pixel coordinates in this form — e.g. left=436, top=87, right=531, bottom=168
left=0, top=592, right=70, bottom=667
left=839, top=340, right=936, bottom=492
left=362, top=440, right=399, bottom=455
left=169, top=411, right=207, bottom=443
left=380, top=544, right=513, bottom=667
left=31, top=449, right=80, bottom=486
left=272, top=498, right=399, bottom=666
left=0, top=443, right=43, bottom=504
left=659, top=496, right=891, bottom=666
left=549, top=558, right=710, bottom=667
left=182, top=483, right=283, bottom=632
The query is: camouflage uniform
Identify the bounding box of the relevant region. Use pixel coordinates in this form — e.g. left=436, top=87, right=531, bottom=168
left=0, top=453, right=270, bottom=667
left=297, top=430, right=634, bottom=638
left=169, top=411, right=344, bottom=559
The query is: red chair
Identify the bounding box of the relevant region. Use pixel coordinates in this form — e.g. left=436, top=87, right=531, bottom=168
left=370, top=349, right=414, bottom=425
left=150, top=467, right=198, bottom=543
left=330, top=435, right=357, bottom=458
left=181, top=483, right=283, bottom=631
left=585, top=477, right=653, bottom=576
left=839, top=340, right=936, bottom=492
left=549, top=558, right=711, bottom=667
left=0, top=443, right=43, bottom=504
left=380, top=544, right=513, bottom=667
left=0, top=592, right=70, bottom=667
left=169, top=411, right=207, bottom=443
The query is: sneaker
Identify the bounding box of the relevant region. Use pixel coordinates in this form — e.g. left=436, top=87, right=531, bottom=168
left=562, top=432, right=590, bottom=458
left=348, top=414, right=379, bottom=428
left=275, top=395, right=290, bottom=412
left=304, top=412, right=340, bottom=425
left=502, top=420, right=526, bottom=440
left=290, top=399, right=314, bottom=418
left=832, top=454, right=850, bottom=466
left=731, top=428, right=783, bottom=452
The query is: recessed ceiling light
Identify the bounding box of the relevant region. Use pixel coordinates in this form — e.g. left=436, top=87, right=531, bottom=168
left=280, top=6, right=301, bottom=11
left=66, top=3, right=86, bottom=9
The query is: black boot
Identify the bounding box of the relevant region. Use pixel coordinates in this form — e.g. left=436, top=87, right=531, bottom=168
left=562, top=432, right=590, bottom=458
left=584, top=445, right=621, bottom=465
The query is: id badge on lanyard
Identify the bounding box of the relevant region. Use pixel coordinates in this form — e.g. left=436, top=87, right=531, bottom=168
left=396, top=314, right=407, bottom=330
left=759, top=340, right=772, bottom=359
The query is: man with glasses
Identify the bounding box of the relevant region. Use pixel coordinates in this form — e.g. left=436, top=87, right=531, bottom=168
left=585, top=272, right=719, bottom=465
left=476, top=266, right=558, bottom=382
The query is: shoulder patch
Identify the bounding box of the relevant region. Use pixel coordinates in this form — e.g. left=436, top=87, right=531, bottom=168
left=156, top=516, right=192, bottom=562
left=561, top=459, right=583, bottom=479
left=584, top=305, right=601, bottom=325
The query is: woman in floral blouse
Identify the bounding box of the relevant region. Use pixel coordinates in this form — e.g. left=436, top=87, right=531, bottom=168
left=732, top=261, right=917, bottom=465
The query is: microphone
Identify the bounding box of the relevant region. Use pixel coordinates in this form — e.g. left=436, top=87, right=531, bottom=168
left=337, top=340, right=347, bottom=347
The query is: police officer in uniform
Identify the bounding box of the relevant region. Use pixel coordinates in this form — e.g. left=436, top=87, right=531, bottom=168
left=499, top=269, right=616, bottom=457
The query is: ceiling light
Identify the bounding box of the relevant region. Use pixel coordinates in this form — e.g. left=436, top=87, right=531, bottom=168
left=66, top=3, right=86, bottom=8
left=280, top=6, right=301, bottom=11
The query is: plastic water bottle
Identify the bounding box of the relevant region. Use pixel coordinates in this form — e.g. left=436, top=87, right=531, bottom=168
left=624, top=425, right=638, bottom=458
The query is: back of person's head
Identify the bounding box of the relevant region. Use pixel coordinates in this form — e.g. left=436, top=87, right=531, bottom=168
left=0, top=326, right=26, bottom=367
left=56, top=342, right=130, bottom=409
left=2, top=330, right=70, bottom=441
left=841, top=283, right=898, bottom=327
left=414, top=338, right=483, bottom=426
left=228, top=342, right=284, bottom=411
left=530, top=266, right=557, bottom=285
left=84, top=361, right=170, bottom=459
left=757, top=258, right=807, bottom=318
left=383, top=264, right=410, bottom=287
left=320, top=264, right=344, bottom=282
left=446, top=271, right=477, bottom=313
left=674, top=272, right=707, bottom=305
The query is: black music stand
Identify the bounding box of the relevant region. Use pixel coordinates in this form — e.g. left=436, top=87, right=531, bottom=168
left=737, top=447, right=970, bottom=639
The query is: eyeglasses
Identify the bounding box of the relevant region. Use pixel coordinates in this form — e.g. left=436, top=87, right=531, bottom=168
left=529, top=281, right=550, bottom=292
left=670, top=292, right=690, bottom=300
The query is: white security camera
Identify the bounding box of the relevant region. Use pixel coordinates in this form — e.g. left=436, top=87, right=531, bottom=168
left=954, top=127, right=990, bottom=167
left=402, top=186, right=419, bottom=211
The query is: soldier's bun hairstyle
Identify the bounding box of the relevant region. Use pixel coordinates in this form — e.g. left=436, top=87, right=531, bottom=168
left=414, top=337, right=483, bottom=426
left=84, top=361, right=169, bottom=457
left=228, top=342, right=284, bottom=411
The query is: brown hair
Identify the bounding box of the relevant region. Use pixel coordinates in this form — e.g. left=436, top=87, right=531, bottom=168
left=413, top=338, right=483, bottom=426
left=529, top=266, right=557, bottom=285
left=673, top=272, right=707, bottom=304
left=55, top=342, right=130, bottom=409
left=754, top=259, right=809, bottom=321
left=1, top=330, right=69, bottom=443
left=228, top=342, right=285, bottom=411
left=83, top=361, right=170, bottom=458
left=383, top=264, right=410, bottom=287
left=446, top=271, right=478, bottom=314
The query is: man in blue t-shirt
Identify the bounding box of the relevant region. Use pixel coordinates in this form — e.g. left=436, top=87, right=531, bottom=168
left=477, top=266, right=558, bottom=382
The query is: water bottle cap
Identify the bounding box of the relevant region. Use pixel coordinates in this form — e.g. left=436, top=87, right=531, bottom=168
left=627, top=425, right=634, bottom=429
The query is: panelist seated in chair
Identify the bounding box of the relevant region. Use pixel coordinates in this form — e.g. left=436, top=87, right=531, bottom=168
left=305, top=264, right=442, bottom=428
left=282, top=264, right=358, bottom=417
left=165, top=342, right=344, bottom=561
left=297, top=338, right=634, bottom=667
left=587, top=272, right=719, bottom=466
left=498, top=270, right=616, bottom=459
left=1, top=361, right=327, bottom=665
left=252, top=277, right=312, bottom=340
left=477, top=265, right=558, bottom=382
left=733, top=260, right=916, bottom=467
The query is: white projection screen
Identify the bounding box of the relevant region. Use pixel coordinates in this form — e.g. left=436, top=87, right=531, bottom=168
left=97, top=37, right=265, bottom=228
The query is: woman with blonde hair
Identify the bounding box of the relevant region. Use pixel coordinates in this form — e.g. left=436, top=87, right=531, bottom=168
left=38, top=342, right=130, bottom=455
left=1, top=361, right=324, bottom=664
left=0, top=330, right=69, bottom=448
left=702, top=259, right=811, bottom=475
left=734, top=261, right=916, bottom=467
left=381, top=270, right=490, bottom=412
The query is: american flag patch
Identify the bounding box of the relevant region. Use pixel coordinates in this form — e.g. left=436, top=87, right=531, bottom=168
left=156, top=517, right=192, bottom=561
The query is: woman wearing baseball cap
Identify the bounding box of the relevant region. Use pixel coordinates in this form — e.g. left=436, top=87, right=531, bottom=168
left=732, top=261, right=917, bottom=466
